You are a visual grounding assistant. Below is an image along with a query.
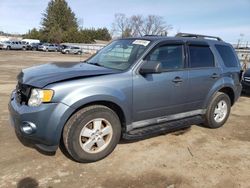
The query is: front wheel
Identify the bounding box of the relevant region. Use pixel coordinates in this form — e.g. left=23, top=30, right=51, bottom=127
left=63, top=105, right=121, bottom=162
left=204, top=92, right=231, bottom=129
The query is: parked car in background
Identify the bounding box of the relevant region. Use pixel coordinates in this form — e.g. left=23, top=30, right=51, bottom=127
left=26, top=43, right=40, bottom=51
left=242, top=68, right=250, bottom=93
left=38, top=43, right=58, bottom=52
left=61, top=46, right=83, bottom=54
left=55, top=44, right=64, bottom=52
left=38, top=43, right=47, bottom=51
left=0, top=41, right=25, bottom=50
left=57, top=44, right=69, bottom=52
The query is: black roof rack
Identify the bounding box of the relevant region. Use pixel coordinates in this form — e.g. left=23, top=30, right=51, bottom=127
left=175, top=33, right=223, bottom=41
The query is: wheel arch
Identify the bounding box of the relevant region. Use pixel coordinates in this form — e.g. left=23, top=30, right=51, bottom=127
left=203, top=83, right=236, bottom=109
left=218, top=87, right=235, bottom=106
left=71, top=100, right=127, bottom=129
left=58, top=100, right=127, bottom=149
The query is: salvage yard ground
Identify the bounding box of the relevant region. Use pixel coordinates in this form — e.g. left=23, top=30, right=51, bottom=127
left=0, top=51, right=250, bottom=188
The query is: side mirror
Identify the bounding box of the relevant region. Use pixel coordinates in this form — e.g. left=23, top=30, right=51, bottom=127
left=139, top=60, right=162, bottom=74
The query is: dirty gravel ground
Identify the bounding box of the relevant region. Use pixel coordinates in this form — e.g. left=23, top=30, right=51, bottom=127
left=0, top=51, right=250, bottom=188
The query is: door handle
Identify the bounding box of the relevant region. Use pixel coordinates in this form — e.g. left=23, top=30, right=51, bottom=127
left=211, top=73, right=219, bottom=79
left=172, top=76, right=183, bottom=83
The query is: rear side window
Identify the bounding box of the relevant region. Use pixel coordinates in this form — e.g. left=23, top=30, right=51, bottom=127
left=215, top=45, right=238, bottom=67
left=189, top=45, right=214, bottom=68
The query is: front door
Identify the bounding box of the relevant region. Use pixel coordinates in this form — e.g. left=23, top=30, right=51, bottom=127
left=133, top=43, right=190, bottom=122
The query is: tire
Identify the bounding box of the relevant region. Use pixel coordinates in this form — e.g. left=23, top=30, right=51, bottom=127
left=63, top=105, right=121, bottom=162
left=46, top=48, right=49, bottom=52
left=204, top=92, right=231, bottom=129
left=65, top=50, right=69, bottom=54
left=7, top=46, right=11, bottom=50
left=77, top=51, right=82, bottom=55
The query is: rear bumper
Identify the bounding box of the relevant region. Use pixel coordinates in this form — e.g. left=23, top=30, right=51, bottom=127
left=8, top=90, right=75, bottom=152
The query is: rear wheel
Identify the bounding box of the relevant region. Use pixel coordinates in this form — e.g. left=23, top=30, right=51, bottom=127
left=204, top=92, right=231, bottom=128
left=63, top=105, right=121, bottom=162
left=7, top=46, right=11, bottom=50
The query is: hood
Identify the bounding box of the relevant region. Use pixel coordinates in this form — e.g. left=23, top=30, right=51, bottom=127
left=17, top=62, right=120, bottom=88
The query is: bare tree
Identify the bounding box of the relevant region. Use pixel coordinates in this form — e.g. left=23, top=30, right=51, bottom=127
left=141, top=15, right=172, bottom=36
left=111, top=13, right=130, bottom=38
left=111, top=13, right=172, bottom=38
left=130, top=15, right=144, bottom=37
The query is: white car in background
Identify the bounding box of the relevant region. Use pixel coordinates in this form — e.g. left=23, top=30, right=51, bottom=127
left=0, top=41, right=25, bottom=50
left=61, top=46, right=83, bottom=54
left=38, top=43, right=59, bottom=52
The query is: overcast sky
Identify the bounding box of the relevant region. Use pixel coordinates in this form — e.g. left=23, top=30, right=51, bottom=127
left=0, top=0, right=249, bottom=43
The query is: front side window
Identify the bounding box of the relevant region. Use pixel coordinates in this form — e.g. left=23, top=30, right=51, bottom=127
left=145, top=44, right=184, bottom=70
left=189, top=45, right=214, bottom=68
left=87, top=39, right=151, bottom=70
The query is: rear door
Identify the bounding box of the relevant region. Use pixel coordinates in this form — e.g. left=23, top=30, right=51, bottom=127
left=187, top=42, right=222, bottom=109
left=133, top=41, right=190, bottom=122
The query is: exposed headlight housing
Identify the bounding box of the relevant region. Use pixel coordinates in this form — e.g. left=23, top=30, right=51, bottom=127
left=28, top=89, right=54, bottom=107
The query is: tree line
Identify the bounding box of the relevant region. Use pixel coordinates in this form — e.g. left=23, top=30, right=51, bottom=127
left=24, top=27, right=111, bottom=43
left=23, top=0, right=172, bottom=43
left=24, top=0, right=111, bottom=43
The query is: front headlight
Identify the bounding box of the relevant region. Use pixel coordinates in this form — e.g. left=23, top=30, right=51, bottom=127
left=28, top=89, right=54, bottom=107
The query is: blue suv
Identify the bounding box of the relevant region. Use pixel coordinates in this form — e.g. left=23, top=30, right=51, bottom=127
left=9, top=33, right=242, bottom=162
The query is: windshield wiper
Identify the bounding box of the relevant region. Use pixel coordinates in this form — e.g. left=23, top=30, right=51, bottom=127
left=87, top=62, right=104, bottom=67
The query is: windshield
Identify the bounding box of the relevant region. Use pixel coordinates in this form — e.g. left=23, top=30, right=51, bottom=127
left=87, top=39, right=151, bottom=70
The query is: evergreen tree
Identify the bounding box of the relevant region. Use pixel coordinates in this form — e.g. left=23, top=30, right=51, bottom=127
left=41, top=0, right=78, bottom=42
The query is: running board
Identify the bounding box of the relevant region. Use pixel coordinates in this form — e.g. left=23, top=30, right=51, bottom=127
left=123, top=116, right=203, bottom=140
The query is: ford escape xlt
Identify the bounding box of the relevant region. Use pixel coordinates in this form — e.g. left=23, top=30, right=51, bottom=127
left=9, top=33, right=242, bottom=162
